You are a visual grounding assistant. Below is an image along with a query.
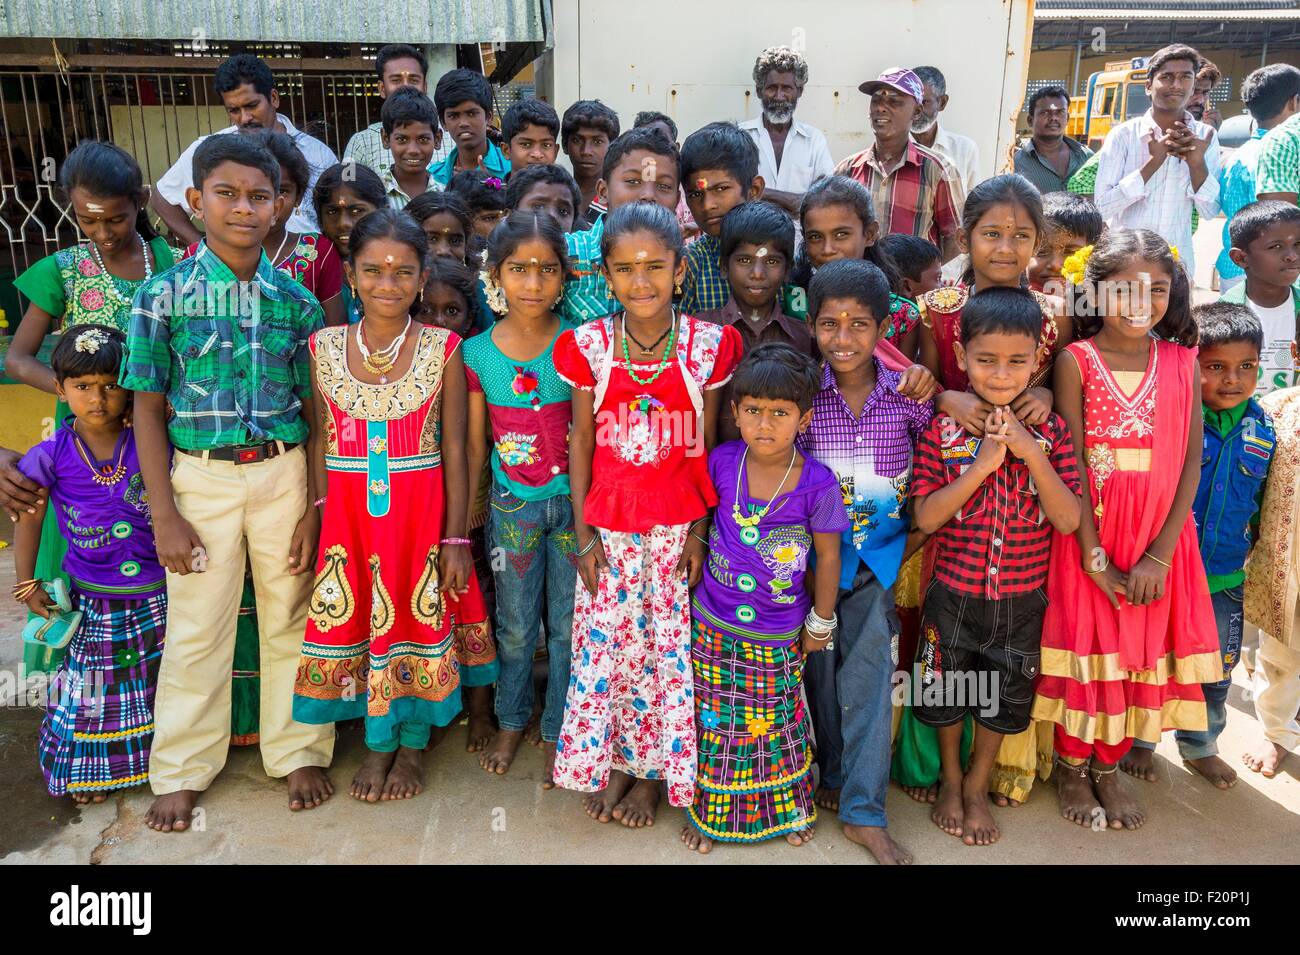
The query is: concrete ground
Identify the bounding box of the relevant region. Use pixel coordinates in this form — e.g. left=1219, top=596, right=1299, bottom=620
left=3, top=218, right=1297, bottom=865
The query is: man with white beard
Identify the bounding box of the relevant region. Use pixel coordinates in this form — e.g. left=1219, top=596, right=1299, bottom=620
left=739, top=46, right=836, bottom=216
left=910, top=65, right=980, bottom=209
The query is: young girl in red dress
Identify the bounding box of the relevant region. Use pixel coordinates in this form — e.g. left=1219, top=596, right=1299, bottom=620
left=1034, top=228, right=1220, bottom=830
left=553, top=202, right=742, bottom=828
left=292, top=209, right=493, bottom=803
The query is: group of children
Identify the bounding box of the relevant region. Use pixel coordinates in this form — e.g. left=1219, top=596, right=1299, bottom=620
left=6, top=58, right=1300, bottom=865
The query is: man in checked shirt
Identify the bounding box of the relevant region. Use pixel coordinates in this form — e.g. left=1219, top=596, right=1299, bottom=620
left=910, top=288, right=1082, bottom=848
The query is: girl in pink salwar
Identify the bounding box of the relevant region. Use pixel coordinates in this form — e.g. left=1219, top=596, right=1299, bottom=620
left=552, top=202, right=741, bottom=827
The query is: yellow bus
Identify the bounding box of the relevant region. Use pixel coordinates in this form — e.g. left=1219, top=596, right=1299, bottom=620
left=1067, top=58, right=1152, bottom=151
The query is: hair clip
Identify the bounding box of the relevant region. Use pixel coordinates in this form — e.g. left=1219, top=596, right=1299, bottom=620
left=74, top=328, right=110, bottom=354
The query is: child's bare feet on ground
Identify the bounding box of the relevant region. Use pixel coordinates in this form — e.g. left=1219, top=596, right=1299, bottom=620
left=542, top=742, right=557, bottom=789
left=145, top=791, right=198, bottom=832
left=351, top=750, right=396, bottom=802
left=287, top=766, right=333, bottom=811
left=931, top=779, right=964, bottom=837
left=1242, top=738, right=1288, bottom=777
left=680, top=825, right=713, bottom=854
left=902, top=783, right=938, bottom=804
left=523, top=712, right=544, bottom=747
left=786, top=824, right=815, bottom=847
left=989, top=792, right=1021, bottom=807
left=612, top=778, right=660, bottom=828
left=464, top=686, right=494, bottom=752
left=842, top=824, right=913, bottom=864
left=1092, top=765, right=1144, bottom=830
left=1185, top=755, right=1237, bottom=789
left=961, top=779, right=999, bottom=846
left=814, top=785, right=840, bottom=812
left=479, top=728, right=525, bottom=775
left=70, top=792, right=109, bottom=805
left=382, top=747, right=424, bottom=799
left=583, top=771, right=634, bottom=822
left=1119, top=747, right=1158, bottom=782
left=1055, top=761, right=1100, bottom=828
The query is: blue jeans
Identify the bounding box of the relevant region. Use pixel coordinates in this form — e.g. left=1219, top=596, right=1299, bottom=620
left=485, top=482, right=576, bottom=742
left=805, top=564, right=898, bottom=828
left=1132, top=585, right=1241, bottom=760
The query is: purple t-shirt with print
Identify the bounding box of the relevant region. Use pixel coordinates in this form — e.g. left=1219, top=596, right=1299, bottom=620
left=692, top=440, right=849, bottom=644
left=19, top=420, right=163, bottom=597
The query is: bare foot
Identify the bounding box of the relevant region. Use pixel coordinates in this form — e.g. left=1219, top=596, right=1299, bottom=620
left=464, top=685, right=495, bottom=752
left=902, top=783, right=938, bottom=804
left=1055, top=760, right=1100, bottom=828
left=424, top=724, right=448, bottom=752
left=541, top=742, right=557, bottom=790
left=351, top=750, right=396, bottom=802
left=814, top=785, right=840, bottom=812
left=288, top=766, right=334, bottom=811
left=786, top=824, right=815, bottom=847
left=989, top=792, right=1021, bottom=808
left=612, top=778, right=660, bottom=828
left=70, top=792, right=109, bottom=805
left=961, top=779, right=999, bottom=846
left=583, top=771, right=634, bottom=823
left=1092, top=765, right=1144, bottom=830
left=381, top=747, right=425, bottom=800
left=680, top=825, right=713, bottom=854
left=842, top=823, right=913, bottom=864
left=1119, top=746, right=1159, bottom=782
left=931, top=778, right=964, bottom=838
left=146, top=790, right=199, bottom=832
left=523, top=712, right=544, bottom=748
left=479, top=728, right=525, bottom=776
left=1242, top=738, right=1288, bottom=777
left=1184, top=754, right=1237, bottom=789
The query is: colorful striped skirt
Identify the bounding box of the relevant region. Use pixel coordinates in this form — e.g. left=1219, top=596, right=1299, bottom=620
left=688, top=616, right=815, bottom=843
left=38, top=589, right=166, bottom=797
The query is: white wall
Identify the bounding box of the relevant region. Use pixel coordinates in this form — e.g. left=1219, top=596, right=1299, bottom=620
left=540, top=0, right=1034, bottom=182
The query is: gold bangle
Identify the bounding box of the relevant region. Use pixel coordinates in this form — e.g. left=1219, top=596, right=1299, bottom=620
left=1143, top=551, right=1172, bottom=569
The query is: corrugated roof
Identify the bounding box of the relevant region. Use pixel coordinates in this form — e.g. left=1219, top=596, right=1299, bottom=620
left=1036, top=0, right=1296, bottom=8
left=0, top=0, right=549, bottom=43
left=1036, top=6, right=1298, bottom=17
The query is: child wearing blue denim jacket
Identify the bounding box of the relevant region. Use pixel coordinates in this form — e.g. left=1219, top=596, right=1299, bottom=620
left=1125, top=303, right=1274, bottom=790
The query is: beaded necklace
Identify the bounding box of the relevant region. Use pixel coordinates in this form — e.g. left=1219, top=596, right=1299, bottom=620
left=620, top=311, right=677, bottom=387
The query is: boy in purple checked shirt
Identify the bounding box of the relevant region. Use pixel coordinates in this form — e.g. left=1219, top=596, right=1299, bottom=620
left=797, top=258, right=932, bottom=865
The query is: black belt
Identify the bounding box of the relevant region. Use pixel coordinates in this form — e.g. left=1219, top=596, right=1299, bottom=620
left=177, top=440, right=298, bottom=465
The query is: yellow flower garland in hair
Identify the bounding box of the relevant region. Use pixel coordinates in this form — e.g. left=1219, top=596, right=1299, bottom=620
left=1169, top=245, right=1180, bottom=262
left=1060, top=244, right=1094, bottom=286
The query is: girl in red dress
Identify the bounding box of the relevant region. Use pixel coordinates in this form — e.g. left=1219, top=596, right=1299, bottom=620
left=292, top=209, right=493, bottom=803
left=553, top=202, right=742, bottom=827
left=1034, top=229, right=1220, bottom=830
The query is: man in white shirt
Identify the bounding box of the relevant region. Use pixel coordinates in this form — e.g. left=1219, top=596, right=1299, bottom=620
left=1094, top=43, right=1221, bottom=279
left=342, top=43, right=451, bottom=179
left=739, top=46, right=835, bottom=217
left=910, top=65, right=980, bottom=209
left=151, top=53, right=338, bottom=244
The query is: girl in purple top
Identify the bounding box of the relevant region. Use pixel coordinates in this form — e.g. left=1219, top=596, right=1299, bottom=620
left=13, top=325, right=165, bottom=801
left=680, top=343, right=848, bottom=853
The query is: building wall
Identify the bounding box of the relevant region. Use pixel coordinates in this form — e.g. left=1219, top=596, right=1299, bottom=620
left=1027, top=45, right=1300, bottom=132
left=541, top=0, right=1034, bottom=179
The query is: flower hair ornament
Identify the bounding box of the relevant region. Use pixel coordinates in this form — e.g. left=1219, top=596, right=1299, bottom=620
left=1168, top=245, right=1180, bottom=263
left=1060, top=244, right=1094, bottom=286
left=74, top=328, right=111, bottom=354
left=480, top=270, right=508, bottom=315
left=483, top=176, right=505, bottom=191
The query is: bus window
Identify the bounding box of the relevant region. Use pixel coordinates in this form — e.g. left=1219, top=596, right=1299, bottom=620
left=1100, top=86, right=1117, bottom=118
left=1125, top=82, right=1150, bottom=119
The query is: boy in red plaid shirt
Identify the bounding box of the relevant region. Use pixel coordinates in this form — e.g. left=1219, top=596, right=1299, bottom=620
left=910, top=288, right=1082, bottom=847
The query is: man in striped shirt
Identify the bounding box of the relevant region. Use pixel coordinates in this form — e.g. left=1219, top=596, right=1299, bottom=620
left=835, top=67, right=961, bottom=260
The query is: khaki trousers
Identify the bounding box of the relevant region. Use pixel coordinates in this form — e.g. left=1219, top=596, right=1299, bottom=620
left=149, top=446, right=334, bottom=794
left=1253, top=625, right=1300, bottom=753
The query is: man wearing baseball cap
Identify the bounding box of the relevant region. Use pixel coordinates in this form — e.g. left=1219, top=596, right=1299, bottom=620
left=834, top=67, right=961, bottom=259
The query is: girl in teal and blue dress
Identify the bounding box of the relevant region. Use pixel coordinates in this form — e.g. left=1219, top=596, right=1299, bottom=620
left=7, top=141, right=174, bottom=679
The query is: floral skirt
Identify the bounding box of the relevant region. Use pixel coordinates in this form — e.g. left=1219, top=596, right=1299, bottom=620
left=38, top=589, right=166, bottom=797
left=687, top=614, right=815, bottom=842
left=554, top=524, right=696, bottom=807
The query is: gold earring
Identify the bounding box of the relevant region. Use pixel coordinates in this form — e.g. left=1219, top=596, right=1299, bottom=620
left=674, top=280, right=683, bottom=296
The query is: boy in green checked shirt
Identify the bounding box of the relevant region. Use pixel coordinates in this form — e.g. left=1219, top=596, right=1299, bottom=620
left=556, top=128, right=682, bottom=325
left=123, top=135, right=335, bottom=833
